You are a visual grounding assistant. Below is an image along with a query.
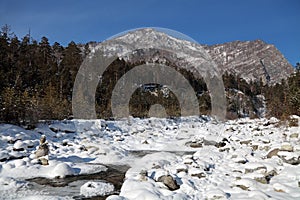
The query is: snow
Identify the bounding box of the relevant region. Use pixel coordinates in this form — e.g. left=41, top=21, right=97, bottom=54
left=80, top=181, right=114, bottom=197
left=0, top=116, right=300, bottom=199
left=50, top=163, right=75, bottom=178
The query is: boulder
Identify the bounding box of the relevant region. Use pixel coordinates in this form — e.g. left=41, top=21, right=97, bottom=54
left=157, top=175, right=179, bottom=190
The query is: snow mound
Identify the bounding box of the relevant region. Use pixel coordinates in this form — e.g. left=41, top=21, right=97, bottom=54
left=50, top=163, right=75, bottom=178
left=80, top=181, right=115, bottom=197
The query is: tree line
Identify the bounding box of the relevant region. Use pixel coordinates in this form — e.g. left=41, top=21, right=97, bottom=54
left=0, top=25, right=299, bottom=125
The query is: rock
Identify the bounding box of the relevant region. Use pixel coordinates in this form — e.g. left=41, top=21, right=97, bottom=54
left=157, top=175, right=179, bottom=190
left=281, top=143, right=293, bottom=152
left=183, top=158, right=194, bottom=165
left=251, top=145, right=259, bottom=151
left=233, top=156, right=248, bottom=164
left=294, top=145, right=300, bottom=152
left=243, top=173, right=268, bottom=184
left=139, top=170, right=148, bottom=181
left=38, top=157, right=49, bottom=165
left=176, top=164, right=188, bottom=173
left=204, top=39, right=294, bottom=85
left=278, top=151, right=300, bottom=165
left=35, top=143, right=49, bottom=159
left=35, top=135, right=49, bottom=159
left=244, top=163, right=266, bottom=174
left=114, top=136, right=124, bottom=141
left=186, top=141, right=202, bottom=148
left=13, top=140, right=27, bottom=151
left=80, top=181, right=114, bottom=197
left=215, top=141, right=226, bottom=148
left=234, top=178, right=256, bottom=191
left=290, top=133, right=299, bottom=139
left=240, top=140, right=252, bottom=145
left=189, top=167, right=206, bottom=179
left=205, top=189, right=227, bottom=200
left=14, top=159, right=26, bottom=167
left=40, top=135, right=46, bottom=144
left=51, top=163, right=75, bottom=178
left=191, top=172, right=206, bottom=179
left=0, top=152, right=9, bottom=162
left=142, top=140, right=149, bottom=144
left=273, top=183, right=287, bottom=193
left=267, top=148, right=280, bottom=158
left=203, top=139, right=217, bottom=146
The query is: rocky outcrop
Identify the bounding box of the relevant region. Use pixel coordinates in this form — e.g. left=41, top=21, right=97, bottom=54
left=203, top=40, right=294, bottom=85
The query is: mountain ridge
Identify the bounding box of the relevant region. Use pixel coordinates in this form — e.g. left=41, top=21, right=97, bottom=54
left=88, top=28, right=294, bottom=85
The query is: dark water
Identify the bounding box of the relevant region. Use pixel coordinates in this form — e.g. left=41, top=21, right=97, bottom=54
left=27, top=164, right=129, bottom=200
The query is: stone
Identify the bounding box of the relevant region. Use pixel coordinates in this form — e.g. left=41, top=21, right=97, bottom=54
left=142, top=140, right=149, bottom=144
left=35, top=143, right=49, bottom=159
left=186, top=141, right=202, bottom=148
left=38, top=157, right=49, bottom=165
left=251, top=145, right=259, bottom=151
left=240, top=140, right=252, bottom=145
left=281, top=143, right=293, bottom=152
left=267, top=148, right=280, bottom=158
left=191, top=172, right=206, bottom=179
left=294, top=145, right=300, bottom=152
left=183, top=158, right=194, bottom=165
left=13, top=140, right=27, bottom=151
left=176, top=164, right=188, bottom=173
left=51, top=163, right=75, bottom=178
left=244, top=163, right=266, bottom=174
left=34, top=135, right=50, bottom=160
left=139, top=170, right=148, bottom=181
left=290, top=133, right=299, bottom=139
left=157, top=175, right=179, bottom=191
left=40, top=135, right=46, bottom=144
left=278, top=151, right=300, bottom=165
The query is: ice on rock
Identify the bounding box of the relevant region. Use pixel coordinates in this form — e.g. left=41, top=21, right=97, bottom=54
left=80, top=181, right=114, bottom=197
left=50, top=163, right=75, bottom=178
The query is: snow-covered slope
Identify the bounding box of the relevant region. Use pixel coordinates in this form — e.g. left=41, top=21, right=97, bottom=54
left=0, top=116, right=300, bottom=199
left=89, top=28, right=222, bottom=80
left=88, top=28, right=294, bottom=84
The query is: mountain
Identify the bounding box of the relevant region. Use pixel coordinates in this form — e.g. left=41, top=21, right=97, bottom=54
left=90, top=28, right=294, bottom=85
left=85, top=28, right=295, bottom=119
left=203, top=40, right=294, bottom=85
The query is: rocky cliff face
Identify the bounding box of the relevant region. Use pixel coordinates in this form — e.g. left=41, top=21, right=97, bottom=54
left=203, top=40, right=294, bottom=85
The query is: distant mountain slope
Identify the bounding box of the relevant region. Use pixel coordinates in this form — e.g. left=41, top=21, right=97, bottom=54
left=89, top=29, right=294, bottom=85
left=203, top=40, right=294, bottom=84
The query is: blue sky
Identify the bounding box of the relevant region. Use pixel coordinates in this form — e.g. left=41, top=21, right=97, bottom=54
left=1, top=0, right=299, bottom=65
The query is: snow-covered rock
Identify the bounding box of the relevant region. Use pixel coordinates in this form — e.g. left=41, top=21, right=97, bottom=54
left=80, top=181, right=115, bottom=197
left=50, top=163, right=75, bottom=178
